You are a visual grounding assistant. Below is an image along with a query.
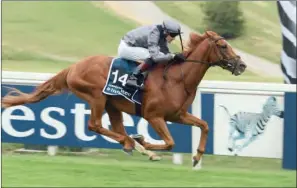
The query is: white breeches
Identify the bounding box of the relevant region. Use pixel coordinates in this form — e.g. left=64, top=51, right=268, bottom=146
left=117, top=40, right=151, bottom=61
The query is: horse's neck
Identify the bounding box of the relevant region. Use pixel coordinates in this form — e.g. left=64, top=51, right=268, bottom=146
left=181, top=52, right=210, bottom=93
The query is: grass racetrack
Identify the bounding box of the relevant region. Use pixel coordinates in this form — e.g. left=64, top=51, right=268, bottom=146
left=2, top=1, right=282, bottom=83
left=2, top=147, right=296, bottom=187
left=2, top=1, right=138, bottom=73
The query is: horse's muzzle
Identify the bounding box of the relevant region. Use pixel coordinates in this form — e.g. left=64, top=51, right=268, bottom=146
left=233, top=60, right=247, bottom=76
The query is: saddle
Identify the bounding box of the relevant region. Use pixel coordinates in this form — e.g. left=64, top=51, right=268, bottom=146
left=103, top=57, right=172, bottom=102
left=102, top=57, right=145, bottom=105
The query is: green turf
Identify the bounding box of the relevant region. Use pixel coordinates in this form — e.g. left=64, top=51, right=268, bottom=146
left=2, top=149, right=296, bottom=187
left=2, top=1, right=282, bottom=83
left=204, top=66, right=283, bottom=83
left=2, top=44, right=282, bottom=83
left=2, top=1, right=140, bottom=57
left=155, top=1, right=282, bottom=64
left=2, top=46, right=282, bottom=82
left=2, top=45, right=75, bottom=73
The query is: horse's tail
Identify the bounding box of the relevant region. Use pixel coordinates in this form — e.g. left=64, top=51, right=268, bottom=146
left=219, top=105, right=231, bottom=118
left=2, top=68, right=70, bottom=108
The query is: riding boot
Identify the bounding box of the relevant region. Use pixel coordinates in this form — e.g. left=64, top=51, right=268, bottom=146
left=126, top=58, right=154, bottom=89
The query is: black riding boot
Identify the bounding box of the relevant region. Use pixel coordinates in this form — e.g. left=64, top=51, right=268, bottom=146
left=126, top=58, right=154, bottom=89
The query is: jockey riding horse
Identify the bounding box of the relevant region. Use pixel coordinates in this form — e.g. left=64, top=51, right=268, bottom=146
left=117, top=20, right=186, bottom=89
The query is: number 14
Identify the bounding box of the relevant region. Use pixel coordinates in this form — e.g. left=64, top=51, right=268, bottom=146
left=111, top=70, right=128, bottom=86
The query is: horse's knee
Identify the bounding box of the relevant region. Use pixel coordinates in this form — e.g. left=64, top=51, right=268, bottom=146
left=199, top=120, right=209, bottom=134
left=204, top=124, right=209, bottom=134
left=165, top=140, right=175, bottom=150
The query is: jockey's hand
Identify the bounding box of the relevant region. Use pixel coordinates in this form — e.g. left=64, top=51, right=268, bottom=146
left=173, top=53, right=186, bottom=63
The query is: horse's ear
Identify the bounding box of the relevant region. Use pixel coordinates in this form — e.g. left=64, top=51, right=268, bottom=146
left=205, top=30, right=218, bottom=38
left=189, top=32, right=196, bottom=40
left=189, top=32, right=201, bottom=43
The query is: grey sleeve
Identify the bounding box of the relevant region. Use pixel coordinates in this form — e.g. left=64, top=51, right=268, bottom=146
left=147, top=27, right=173, bottom=62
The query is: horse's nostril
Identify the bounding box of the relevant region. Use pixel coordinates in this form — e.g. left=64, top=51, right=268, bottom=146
left=240, top=63, right=247, bottom=68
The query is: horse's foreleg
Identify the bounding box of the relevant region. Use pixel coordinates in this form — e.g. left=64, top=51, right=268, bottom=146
left=177, top=112, right=209, bottom=167
left=141, top=117, right=175, bottom=151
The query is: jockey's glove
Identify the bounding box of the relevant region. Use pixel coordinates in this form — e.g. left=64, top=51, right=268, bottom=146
left=173, top=53, right=186, bottom=62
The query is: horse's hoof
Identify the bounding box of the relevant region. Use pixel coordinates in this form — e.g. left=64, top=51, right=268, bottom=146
left=122, top=148, right=133, bottom=156
left=130, top=134, right=145, bottom=146
left=193, top=159, right=199, bottom=167
left=130, top=134, right=144, bottom=140
left=192, top=156, right=199, bottom=167
left=149, top=155, right=162, bottom=161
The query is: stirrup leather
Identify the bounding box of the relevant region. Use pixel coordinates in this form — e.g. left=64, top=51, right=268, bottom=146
left=126, top=74, right=144, bottom=89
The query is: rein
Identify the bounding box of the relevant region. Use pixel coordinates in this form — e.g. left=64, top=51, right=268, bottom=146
left=163, top=38, right=221, bottom=80
left=183, top=59, right=220, bottom=66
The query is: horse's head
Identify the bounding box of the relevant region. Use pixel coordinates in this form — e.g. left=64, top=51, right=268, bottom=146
left=184, top=31, right=247, bottom=76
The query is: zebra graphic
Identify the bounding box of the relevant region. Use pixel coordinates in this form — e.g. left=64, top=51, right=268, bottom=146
left=219, top=96, right=284, bottom=155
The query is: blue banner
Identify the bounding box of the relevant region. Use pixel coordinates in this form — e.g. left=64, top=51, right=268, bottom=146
left=282, top=92, right=296, bottom=170
left=201, top=93, right=214, bottom=154
left=1, top=84, right=192, bottom=153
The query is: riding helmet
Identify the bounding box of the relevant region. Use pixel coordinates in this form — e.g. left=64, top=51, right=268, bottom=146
left=162, top=20, right=182, bottom=36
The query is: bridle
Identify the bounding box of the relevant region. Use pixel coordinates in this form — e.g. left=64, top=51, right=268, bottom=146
left=183, top=37, right=240, bottom=74
left=163, top=36, right=241, bottom=95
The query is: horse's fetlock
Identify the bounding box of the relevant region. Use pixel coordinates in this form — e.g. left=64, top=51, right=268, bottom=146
left=166, top=141, right=175, bottom=150
left=88, top=125, right=97, bottom=132
left=88, top=123, right=100, bottom=132
left=197, top=148, right=205, bottom=154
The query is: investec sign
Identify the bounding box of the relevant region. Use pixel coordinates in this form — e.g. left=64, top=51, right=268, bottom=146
left=1, top=84, right=192, bottom=153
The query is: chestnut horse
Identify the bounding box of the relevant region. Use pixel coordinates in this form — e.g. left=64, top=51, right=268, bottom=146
left=2, top=31, right=247, bottom=166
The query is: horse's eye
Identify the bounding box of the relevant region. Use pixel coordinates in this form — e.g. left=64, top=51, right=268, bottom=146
left=221, top=45, right=227, bottom=49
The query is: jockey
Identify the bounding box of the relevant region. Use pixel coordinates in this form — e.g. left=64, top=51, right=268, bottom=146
left=118, top=19, right=186, bottom=89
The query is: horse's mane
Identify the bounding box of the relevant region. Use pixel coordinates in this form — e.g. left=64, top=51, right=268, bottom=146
left=183, top=31, right=218, bottom=58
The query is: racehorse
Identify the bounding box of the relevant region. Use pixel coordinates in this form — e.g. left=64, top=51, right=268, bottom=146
left=2, top=31, right=247, bottom=167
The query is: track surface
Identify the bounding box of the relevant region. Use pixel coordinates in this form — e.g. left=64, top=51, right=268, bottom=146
left=2, top=149, right=296, bottom=187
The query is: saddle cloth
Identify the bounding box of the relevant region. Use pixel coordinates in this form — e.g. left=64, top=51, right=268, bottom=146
left=102, top=57, right=143, bottom=105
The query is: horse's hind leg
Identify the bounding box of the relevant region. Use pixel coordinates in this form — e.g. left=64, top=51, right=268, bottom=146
left=67, top=77, right=134, bottom=153
left=105, top=102, right=135, bottom=152
left=105, top=102, right=161, bottom=158
left=88, top=95, right=134, bottom=149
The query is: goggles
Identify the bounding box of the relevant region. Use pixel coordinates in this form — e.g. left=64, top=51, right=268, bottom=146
left=168, top=32, right=179, bottom=38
